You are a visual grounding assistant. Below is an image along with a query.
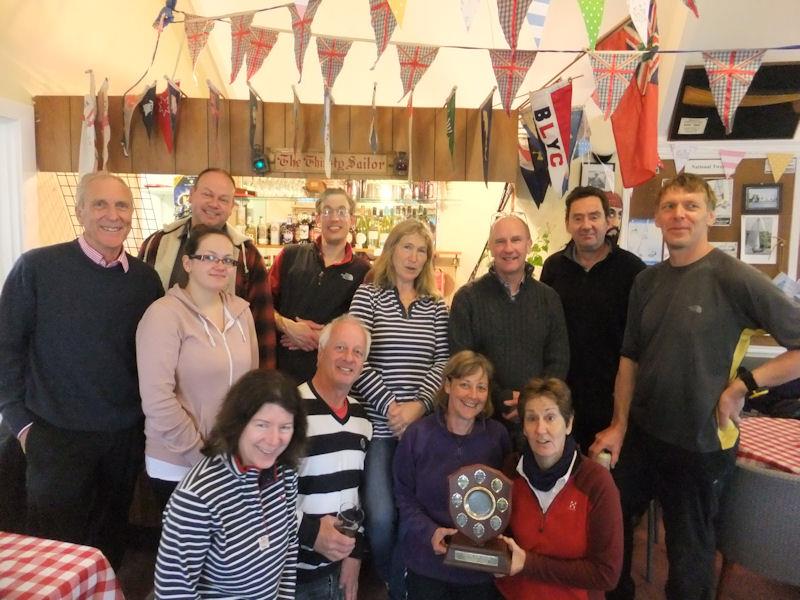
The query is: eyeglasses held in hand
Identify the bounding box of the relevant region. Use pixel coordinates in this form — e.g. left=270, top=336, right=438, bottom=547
left=320, top=207, right=350, bottom=219
left=188, top=254, right=237, bottom=267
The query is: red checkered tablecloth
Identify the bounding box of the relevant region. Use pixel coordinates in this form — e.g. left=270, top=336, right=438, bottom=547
left=0, top=532, right=124, bottom=599
left=738, top=417, right=800, bottom=475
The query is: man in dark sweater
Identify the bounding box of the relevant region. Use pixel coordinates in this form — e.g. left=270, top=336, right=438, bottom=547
left=449, top=214, right=569, bottom=445
left=541, top=186, right=645, bottom=452
left=269, top=188, right=370, bottom=384
left=0, top=172, right=163, bottom=567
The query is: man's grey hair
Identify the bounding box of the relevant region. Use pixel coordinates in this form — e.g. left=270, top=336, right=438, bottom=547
left=75, top=171, right=132, bottom=210
left=318, top=314, right=371, bottom=357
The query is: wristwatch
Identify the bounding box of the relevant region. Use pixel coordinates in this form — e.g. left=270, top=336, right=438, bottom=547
left=736, top=366, right=769, bottom=400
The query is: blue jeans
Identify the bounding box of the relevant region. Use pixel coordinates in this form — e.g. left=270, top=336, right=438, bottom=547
left=295, top=570, right=344, bottom=600
left=363, top=436, right=406, bottom=600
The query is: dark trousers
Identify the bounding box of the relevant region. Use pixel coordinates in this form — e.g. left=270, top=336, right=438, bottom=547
left=0, top=422, right=27, bottom=533
left=149, top=476, right=178, bottom=516
left=608, top=424, right=735, bottom=600
left=25, top=418, right=144, bottom=569
left=406, top=570, right=500, bottom=600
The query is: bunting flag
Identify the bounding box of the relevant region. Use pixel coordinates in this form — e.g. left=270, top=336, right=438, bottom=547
left=78, top=71, right=97, bottom=178
left=767, top=153, right=793, bottom=183
left=139, top=82, right=157, bottom=139
left=577, top=0, right=604, bottom=50
left=230, top=13, right=254, bottom=83
left=208, top=79, right=223, bottom=140
left=294, top=0, right=309, bottom=19
left=388, top=0, right=408, bottom=27
left=369, top=82, right=379, bottom=154
left=184, top=14, right=215, bottom=70
left=496, top=0, right=535, bottom=50
left=526, top=0, right=552, bottom=48
left=480, top=88, right=494, bottom=186
left=289, top=0, right=322, bottom=81
left=369, top=0, right=398, bottom=67
left=249, top=88, right=259, bottom=151
left=671, top=144, right=695, bottom=173
left=490, top=49, right=537, bottom=115
left=152, top=0, right=177, bottom=32
left=292, top=86, right=301, bottom=153
left=317, top=36, right=353, bottom=90
left=323, top=89, right=334, bottom=177
left=444, top=86, right=456, bottom=161
left=590, top=51, right=639, bottom=119
left=97, top=77, right=110, bottom=171
left=627, top=0, right=650, bottom=47
left=519, top=133, right=549, bottom=207
left=396, top=44, right=439, bottom=99
left=635, top=1, right=659, bottom=93
left=246, top=27, right=280, bottom=81
left=121, top=87, right=145, bottom=157
left=529, top=79, right=572, bottom=194
left=719, top=149, right=746, bottom=179
left=157, top=81, right=181, bottom=154
left=702, top=49, right=766, bottom=134
left=407, top=91, right=414, bottom=184
left=682, top=0, right=699, bottom=18
left=460, top=0, right=480, bottom=31
left=569, top=108, right=591, bottom=160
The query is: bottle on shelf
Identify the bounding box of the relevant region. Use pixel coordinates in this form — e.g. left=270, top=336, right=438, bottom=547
left=256, top=217, right=268, bottom=245
left=296, top=213, right=310, bottom=243
left=269, top=221, right=280, bottom=245
left=244, top=218, right=257, bottom=243
left=280, top=216, right=295, bottom=245
left=355, top=207, right=368, bottom=249
left=367, top=207, right=380, bottom=249
left=378, top=210, right=390, bottom=249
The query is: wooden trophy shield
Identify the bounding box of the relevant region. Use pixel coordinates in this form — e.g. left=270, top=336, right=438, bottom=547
left=443, top=464, right=512, bottom=574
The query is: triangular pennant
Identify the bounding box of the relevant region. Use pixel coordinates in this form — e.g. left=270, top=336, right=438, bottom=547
left=589, top=51, right=639, bottom=119
left=480, top=88, right=495, bottom=186
left=229, top=13, right=254, bottom=83
left=317, top=36, right=353, bottom=90
left=627, top=0, right=650, bottom=47
left=97, top=77, right=110, bottom=171
left=529, top=79, right=572, bottom=194
left=78, top=70, right=97, bottom=178
left=157, top=81, right=181, bottom=154
left=249, top=88, right=259, bottom=150
left=369, top=0, right=398, bottom=67
left=444, top=86, right=457, bottom=161
left=635, top=0, right=659, bottom=94
left=460, top=0, right=480, bottom=31
left=292, top=86, right=302, bottom=153
left=682, top=0, right=699, bottom=18
left=184, top=14, right=215, bottom=70
left=569, top=108, right=591, bottom=160
left=289, top=0, right=322, bottom=81
left=396, top=44, right=439, bottom=99
left=489, top=49, right=537, bottom=115
left=369, top=82, right=379, bottom=154
left=139, top=82, right=157, bottom=139
left=121, top=86, right=145, bottom=157
left=388, top=0, right=407, bottom=26
left=246, top=27, right=279, bottom=81
left=767, top=153, right=793, bottom=183
left=407, top=91, right=414, bottom=184
left=577, top=0, right=605, bottom=50
left=294, top=0, right=309, bottom=19
left=718, top=149, right=746, bottom=179
left=526, top=0, right=552, bottom=48
left=496, top=0, right=535, bottom=50
left=702, top=49, right=765, bottom=134
left=671, top=144, right=695, bottom=174
left=169, top=81, right=181, bottom=144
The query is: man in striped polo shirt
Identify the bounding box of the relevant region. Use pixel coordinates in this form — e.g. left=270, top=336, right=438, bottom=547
left=296, top=315, right=373, bottom=600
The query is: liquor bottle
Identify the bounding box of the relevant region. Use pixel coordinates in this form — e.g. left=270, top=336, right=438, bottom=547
left=378, top=209, right=390, bottom=249
left=355, top=207, right=368, bottom=248
left=256, top=217, right=268, bottom=245
left=367, top=207, right=380, bottom=249
left=310, top=215, right=322, bottom=244
left=297, top=213, right=310, bottom=243
left=244, top=218, right=257, bottom=243
left=269, top=221, right=280, bottom=245
left=280, top=216, right=295, bottom=245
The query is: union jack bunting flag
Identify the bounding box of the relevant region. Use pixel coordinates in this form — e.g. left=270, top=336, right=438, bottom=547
left=230, top=13, right=254, bottom=83
left=526, top=0, right=552, bottom=48
left=396, top=44, right=439, bottom=99
left=590, top=51, right=639, bottom=119
left=246, top=27, right=279, bottom=81
left=489, top=49, right=536, bottom=115
left=289, top=0, right=322, bottom=81
left=496, top=0, right=535, bottom=50
left=184, top=14, right=215, bottom=69
left=702, top=49, right=765, bottom=134
left=369, top=0, right=397, bottom=66
left=317, top=36, right=353, bottom=90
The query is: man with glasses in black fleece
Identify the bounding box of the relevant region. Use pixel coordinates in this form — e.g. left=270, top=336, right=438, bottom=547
left=269, top=188, right=370, bottom=385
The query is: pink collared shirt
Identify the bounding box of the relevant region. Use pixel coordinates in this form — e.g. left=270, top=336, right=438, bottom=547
left=78, top=236, right=130, bottom=272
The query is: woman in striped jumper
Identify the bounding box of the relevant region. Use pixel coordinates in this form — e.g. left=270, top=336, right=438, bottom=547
left=349, top=219, right=449, bottom=600
left=154, top=370, right=307, bottom=599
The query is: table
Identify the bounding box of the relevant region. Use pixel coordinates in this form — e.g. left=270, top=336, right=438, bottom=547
left=0, top=532, right=124, bottom=599
left=738, top=416, right=800, bottom=474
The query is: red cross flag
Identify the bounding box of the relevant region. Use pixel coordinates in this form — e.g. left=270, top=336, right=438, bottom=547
left=289, top=0, right=322, bottom=81
left=590, top=51, right=639, bottom=119
left=184, top=14, right=215, bottom=70
left=230, top=13, right=255, bottom=83
left=396, top=44, right=439, bottom=100
left=702, top=49, right=765, bottom=134
left=496, top=0, right=534, bottom=50
left=317, top=36, right=353, bottom=90
left=370, top=0, right=397, bottom=67
left=246, top=27, right=279, bottom=81
left=489, top=49, right=537, bottom=115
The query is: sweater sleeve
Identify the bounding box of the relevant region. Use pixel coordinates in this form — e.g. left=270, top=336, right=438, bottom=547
left=542, top=287, right=570, bottom=380
left=448, top=286, right=474, bottom=356
left=154, top=489, right=211, bottom=599
left=243, top=242, right=277, bottom=370
left=521, top=466, right=623, bottom=591
left=0, top=255, right=36, bottom=435
left=278, top=469, right=299, bottom=599
left=136, top=301, right=204, bottom=464
left=413, top=299, right=450, bottom=412
left=393, top=425, right=439, bottom=549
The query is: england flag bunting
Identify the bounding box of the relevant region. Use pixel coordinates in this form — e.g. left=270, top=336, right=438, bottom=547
left=229, top=13, right=255, bottom=83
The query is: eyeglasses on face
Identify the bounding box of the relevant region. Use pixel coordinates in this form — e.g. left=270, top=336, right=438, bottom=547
left=320, top=206, right=350, bottom=219
left=188, top=254, right=237, bottom=267
left=490, top=211, right=528, bottom=226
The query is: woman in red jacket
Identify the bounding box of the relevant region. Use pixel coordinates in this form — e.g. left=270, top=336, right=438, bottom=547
left=496, top=378, right=622, bottom=600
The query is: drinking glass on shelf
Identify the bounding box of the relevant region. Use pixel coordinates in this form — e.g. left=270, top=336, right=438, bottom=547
left=335, top=501, right=364, bottom=538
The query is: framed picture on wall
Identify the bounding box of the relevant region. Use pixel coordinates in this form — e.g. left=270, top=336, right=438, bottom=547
left=741, top=215, right=779, bottom=264
left=742, top=183, right=781, bottom=214
left=580, top=162, right=615, bottom=192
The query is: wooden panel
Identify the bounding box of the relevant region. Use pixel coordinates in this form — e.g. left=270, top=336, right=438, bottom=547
left=105, top=96, right=132, bottom=173
left=207, top=98, right=230, bottom=171
left=392, top=107, right=409, bottom=152
left=301, top=104, right=324, bottom=151
left=69, top=96, right=83, bottom=172
left=488, top=109, right=518, bottom=182
left=331, top=104, right=350, bottom=153
left=411, top=108, right=435, bottom=180
left=434, top=107, right=467, bottom=181
left=34, top=96, right=72, bottom=171
left=228, top=100, right=251, bottom=176
left=348, top=106, right=393, bottom=154
left=264, top=102, right=286, bottom=150
left=175, top=98, right=208, bottom=176
left=284, top=101, right=301, bottom=152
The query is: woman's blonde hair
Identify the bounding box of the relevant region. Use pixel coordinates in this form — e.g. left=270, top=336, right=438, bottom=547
left=434, top=351, right=494, bottom=419
left=371, top=219, right=439, bottom=298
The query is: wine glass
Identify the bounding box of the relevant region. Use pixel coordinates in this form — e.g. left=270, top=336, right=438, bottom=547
left=335, top=501, right=364, bottom=538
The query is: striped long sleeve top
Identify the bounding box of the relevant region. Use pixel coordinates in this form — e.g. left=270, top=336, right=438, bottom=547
left=349, top=283, right=449, bottom=439
left=155, top=453, right=298, bottom=599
